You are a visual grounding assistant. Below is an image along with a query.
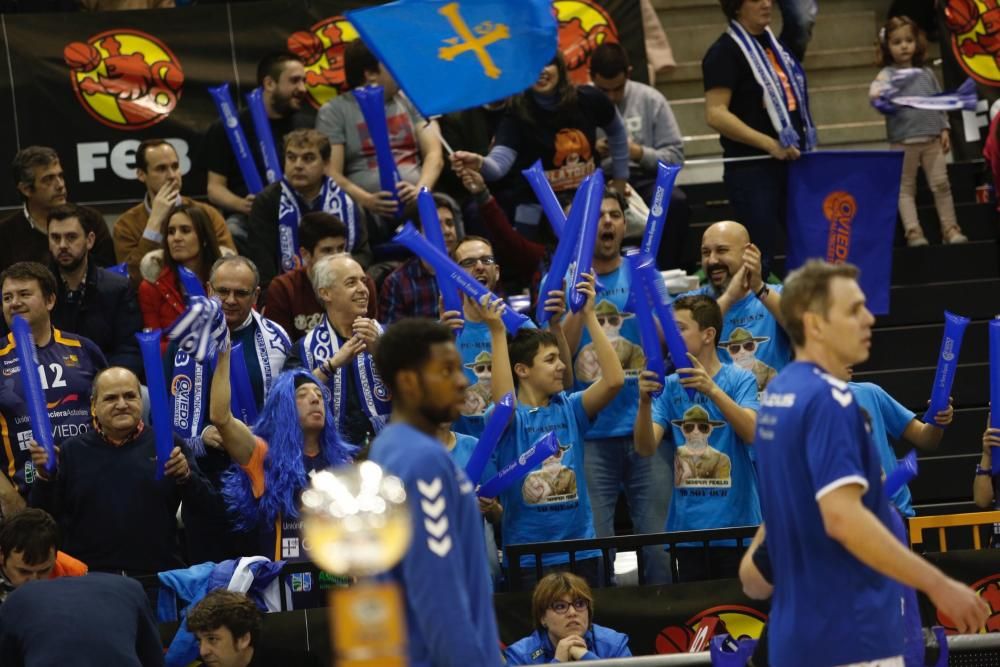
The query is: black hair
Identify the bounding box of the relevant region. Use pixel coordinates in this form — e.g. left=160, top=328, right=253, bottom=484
left=672, top=294, right=723, bottom=347
left=187, top=590, right=262, bottom=647
left=256, top=51, right=303, bottom=88
left=12, top=146, right=59, bottom=201
left=135, top=138, right=175, bottom=173
left=0, top=261, right=57, bottom=300
left=0, top=509, right=59, bottom=565
left=344, top=39, right=378, bottom=90
left=589, top=41, right=630, bottom=79
left=299, top=212, right=347, bottom=254
left=509, top=328, right=559, bottom=384
left=374, top=319, right=455, bottom=395
left=47, top=203, right=95, bottom=236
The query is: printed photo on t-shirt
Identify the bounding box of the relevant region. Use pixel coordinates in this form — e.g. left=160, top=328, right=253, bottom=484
left=461, top=350, right=493, bottom=417
left=672, top=405, right=732, bottom=488
left=522, top=443, right=578, bottom=505
left=574, top=299, right=645, bottom=383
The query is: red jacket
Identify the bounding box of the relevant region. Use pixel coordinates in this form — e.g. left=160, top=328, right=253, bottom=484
left=138, top=264, right=186, bottom=354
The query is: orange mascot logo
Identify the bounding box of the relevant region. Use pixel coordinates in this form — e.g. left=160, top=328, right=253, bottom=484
left=944, top=0, right=1000, bottom=86
left=287, top=17, right=360, bottom=109
left=554, top=0, right=619, bottom=85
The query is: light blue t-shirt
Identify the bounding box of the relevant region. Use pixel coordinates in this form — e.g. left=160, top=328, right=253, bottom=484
left=492, top=391, right=600, bottom=567
left=685, top=285, right=791, bottom=396
left=756, top=362, right=903, bottom=667
left=447, top=431, right=497, bottom=486
left=651, top=363, right=761, bottom=540
left=573, top=264, right=645, bottom=439
left=850, top=381, right=917, bottom=517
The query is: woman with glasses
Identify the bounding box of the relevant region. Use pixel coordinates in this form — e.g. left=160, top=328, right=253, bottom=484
left=504, top=572, right=631, bottom=664
left=138, top=203, right=223, bottom=353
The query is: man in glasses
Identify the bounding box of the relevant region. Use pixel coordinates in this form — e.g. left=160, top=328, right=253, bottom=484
left=718, top=327, right=776, bottom=395
left=634, top=294, right=759, bottom=582
left=165, top=255, right=291, bottom=563
left=686, top=220, right=790, bottom=395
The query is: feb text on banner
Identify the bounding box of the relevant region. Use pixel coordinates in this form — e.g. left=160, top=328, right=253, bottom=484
left=346, top=0, right=558, bottom=118
left=785, top=150, right=903, bottom=315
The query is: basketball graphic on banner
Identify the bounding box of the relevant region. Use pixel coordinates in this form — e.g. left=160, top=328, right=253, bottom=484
left=944, top=0, right=1000, bottom=86
left=554, top=0, right=619, bottom=85
left=287, top=16, right=360, bottom=109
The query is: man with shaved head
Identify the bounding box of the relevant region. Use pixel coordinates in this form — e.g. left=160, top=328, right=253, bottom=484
left=685, top=221, right=790, bottom=395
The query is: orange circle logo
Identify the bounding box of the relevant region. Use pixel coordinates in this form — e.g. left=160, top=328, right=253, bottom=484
left=287, top=17, right=360, bottom=110
left=554, top=0, right=618, bottom=85
left=63, top=30, right=183, bottom=130
left=944, top=0, right=1000, bottom=86
left=936, top=572, right=1000, bottom=633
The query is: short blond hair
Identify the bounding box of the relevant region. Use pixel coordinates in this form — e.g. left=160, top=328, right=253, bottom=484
left=780, top=260, right=860, bottom=348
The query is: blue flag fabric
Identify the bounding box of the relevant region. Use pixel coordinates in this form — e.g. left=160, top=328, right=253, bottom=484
left=786, top=150, right=903, bottom=315
left=346, top=0, right=557, bottom=118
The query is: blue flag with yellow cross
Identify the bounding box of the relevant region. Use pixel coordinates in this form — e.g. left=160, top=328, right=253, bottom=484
left=346, top=0, right=558, bottom=117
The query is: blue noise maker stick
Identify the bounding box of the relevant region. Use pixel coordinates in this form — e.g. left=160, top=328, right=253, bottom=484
left=11, top=316, right=55, bottom=476
left=394, top=223, right=528, bottom=335
left=177, top=266, right=206, bottom=300
left=922, top=311, right=969, bottom=425
left=208, top=83, right=265, bottom=194
left=464, top=392, right=514, bottom=486
left=639, top=162, right=682, bottom=260
left=521, top=159, right=565, bottom=238
left=626, top=252, right=665, bottom=398
left=478, top=431, right=559, bottom=498
left=417, top=188, right=463, bottom=333
left=535, top=181, right=587, bottom=326
left=229, top=342, right=259, bottom=425
left=354, top=84, right=402, bottom=216
left=567, top=170, right=605, bottom=314
left=136, top=329, right=176, bottom=479
left=245, top=87, right=283, bottom=184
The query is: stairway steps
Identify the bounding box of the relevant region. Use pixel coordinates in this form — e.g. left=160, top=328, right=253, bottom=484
left=891, top=241, right=999, bottom=285
left=852, top=362, right=990, bottom=410
left=889, top=407, right=991, bottom=457
left=879, top=279, right=1000, bottom=326
left=859, top=320, right=992, bottom=372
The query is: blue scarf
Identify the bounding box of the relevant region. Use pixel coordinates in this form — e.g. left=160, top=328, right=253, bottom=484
left=278, top=176, right=359, bottom=272
left=726, top=21, right=816, bottom=151
left=300, top=313, right=390, bottom=438
left=170, top=310, right=291, bottom=451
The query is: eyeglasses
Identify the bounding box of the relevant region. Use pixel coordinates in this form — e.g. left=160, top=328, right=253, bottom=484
left=681, top=422, right=712, bottom=435
left=474, top=364, right=492, bottom=374
left=213, top=287, right=254, bottom=300
left=727, top=341, right=756, bottom=354
left=597, top=315, right=621, bottom=327
left=457, top=255, right=496, bottom=269
left=549, top=599, right=588, bottom=615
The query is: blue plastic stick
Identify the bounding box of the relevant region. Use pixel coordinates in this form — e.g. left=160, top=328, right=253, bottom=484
left=10, top=316, right=55, bottom=476
left=207, top=83, right=264, bottom=194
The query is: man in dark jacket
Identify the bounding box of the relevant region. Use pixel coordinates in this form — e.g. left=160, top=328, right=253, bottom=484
left=46, top=203, right=143, bottom=377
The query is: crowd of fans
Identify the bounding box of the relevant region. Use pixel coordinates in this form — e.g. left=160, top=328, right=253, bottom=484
left=0, top=0, right=993, bottom=664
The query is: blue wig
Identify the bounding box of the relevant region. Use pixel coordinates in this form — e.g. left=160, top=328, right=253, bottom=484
left=222, top=368, right=357, bottom=531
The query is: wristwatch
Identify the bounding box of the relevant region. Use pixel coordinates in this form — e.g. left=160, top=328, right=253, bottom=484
left=976, top=464, right=992, bottom=476
left=755, top=284, right=770, bottom=300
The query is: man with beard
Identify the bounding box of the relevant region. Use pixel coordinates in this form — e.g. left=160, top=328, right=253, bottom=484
left=202, top=52, right=315, bottom=251
left=0, top=146, right=115, bottom=273
left=686, top=220, right=790, bottom=395
left=286, top=253, right=388, bottom=450
left=47, top=204, right=142, bottom=376
left=562, top=188, right=671, bottom=585
left=634, top=294, right=759, bottom=582
left=245, top=129, right=371, bottom=293
left=369, top=318, right=502, bottom=667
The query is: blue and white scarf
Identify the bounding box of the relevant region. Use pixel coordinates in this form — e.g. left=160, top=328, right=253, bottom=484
left=278, top=176, right=359, bottom=272
left=301, top=313, right=390, bottom=438
left=170, top=310, right=291, bottom=451
left=726, top=21, right=817, bottom=151
left=881, top=71, right=977, bottom=112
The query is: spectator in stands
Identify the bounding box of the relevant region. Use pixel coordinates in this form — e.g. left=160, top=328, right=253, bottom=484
left=972, top=414, right=1000, bottom=519
left=286, top=254, right=388, bottom=449
left=687, top=221, right=790, bottom=395
left=168, top=256, right=290, bottom=563
left=188, top=589, right=322, bottom=667
left=635, top=295, right=759, bottom=582
left=489, top=276, right=625, bottom=590
left=245, top=129, right=371, bottom=293
left=558, top=188, right=671, bottom=585
left=435, top=100, right=509, bottom=209
left=0, top=262, right=107, bottom=496
left=589, top=42, right=690, bottom=270
left=703, top=0, right=814, bottom=276
left=870, top=16, right=967, bottom=246
left=504, top=572, right=631, bottom=663
left=378, top=192, right=462, bottom=324
left=316, top=39, right=444, bottom=242
left=202, top=52, right=314, bottom=251
left=0, top=508, right=87, bottom=607
left=30, top=366, right=211, bottom=575
left=263, top=212, right=378, bottom=342
left=138, top=203, right=224, bottom=353
left=114, top=139, right=235, bottom=285
left=368, top=318, right=502, bottom=667
left=209, top=337, right=355, bottom=563
left=47, top=204, right=142, bottom=376
left=451, top=52, right=629, bottom=228
left=0, top=146, right=115, bottom=273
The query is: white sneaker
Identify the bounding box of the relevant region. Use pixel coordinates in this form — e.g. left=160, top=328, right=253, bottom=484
left=944, top=231, right=968, bottom=244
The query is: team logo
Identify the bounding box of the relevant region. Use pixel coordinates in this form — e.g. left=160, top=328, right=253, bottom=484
left=823, top=190, right=857, bottom=264
left=937, top=572, right=1000, bottom=632
left=554, top=0, right=619, bottom=85
left=655, top=605, right=767, bottom=654
left=63, top=30, right=184, bottom=130
left=171, top=374, right=192, bottom=429
left=287, top=17, right=360, bottom=109
left=944, top=0, right=1000, bottom=86
left=46, top=393, right=79, bottom=409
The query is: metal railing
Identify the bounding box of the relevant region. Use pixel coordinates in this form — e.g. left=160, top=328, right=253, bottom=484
left=505, top=525, right=760, bottom=590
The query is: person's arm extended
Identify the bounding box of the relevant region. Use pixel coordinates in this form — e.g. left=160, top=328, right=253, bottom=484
left=973, top=426, right=1000, bottom=508
left=479, top=297, right=514, bottom=405
left=415, top=119, right=444, bottom=191
left=739, top=525, right=773, bottom=600
left=578, top=274, right=625, bottom=418
left=206, top=171, right=254, bottom=215
left=542, top=288, right=574, bottom=390
left=209, top=341, right=257, bottom=465
left=634, top=370, right=666, bottom=457
left=819, top=484, right=989, bottom=633
left=902, top=398, right=954, bottom=451
left=705, top=87, right=799, bottom=160
left=603, top=110, right=630, bottom=193
left=678, top=353, right=757, bottom=443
